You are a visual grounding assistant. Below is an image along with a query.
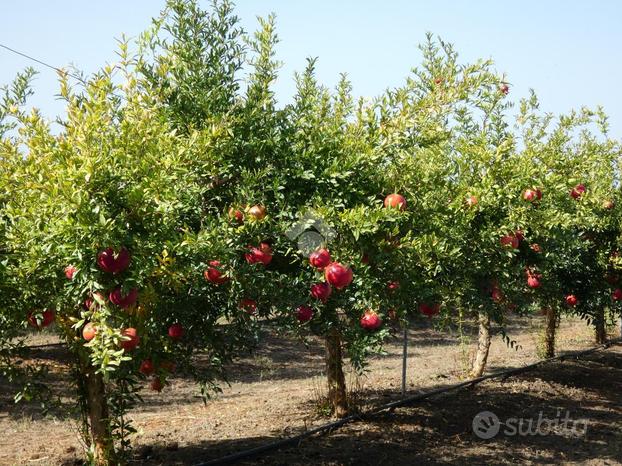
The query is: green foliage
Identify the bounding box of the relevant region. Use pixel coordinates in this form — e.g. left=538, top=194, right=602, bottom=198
left=0, top=0, right=621, bottom=461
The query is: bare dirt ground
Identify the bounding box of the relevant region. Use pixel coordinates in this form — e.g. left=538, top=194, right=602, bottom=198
left=1, top=316, right=621, bottom=466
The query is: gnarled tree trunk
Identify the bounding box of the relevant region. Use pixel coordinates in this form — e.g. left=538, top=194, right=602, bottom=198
left=84, top=365, right=114, bottom=465
left=543, top=307, right=557, bottom=358
left=594, top=308, right=607, bottom=344
left=470, top=311, right=491, bottom=378
left=325, top=327, right=348, bottom=418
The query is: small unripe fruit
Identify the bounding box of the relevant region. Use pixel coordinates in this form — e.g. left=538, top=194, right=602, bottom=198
left=247, top=204, right=267, bottom=221
left=82, top=322, right=97, bottom=341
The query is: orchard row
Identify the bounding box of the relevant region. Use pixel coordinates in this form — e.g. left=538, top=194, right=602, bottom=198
left=1, top=1, right=620, bottom=463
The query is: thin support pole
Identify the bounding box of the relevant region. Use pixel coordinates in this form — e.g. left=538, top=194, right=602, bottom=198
left=401, top=326, right=408, bottom=396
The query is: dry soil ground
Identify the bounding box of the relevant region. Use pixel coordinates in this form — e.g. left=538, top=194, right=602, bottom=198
left=1, top=316, right=621, bottom=465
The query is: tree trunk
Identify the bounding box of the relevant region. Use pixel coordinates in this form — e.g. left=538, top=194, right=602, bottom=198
left=470, top=311, right=491, bottom=378
left=543, top=307, right=557, bottom=358
left=325, top=327, right=348, bottom=418
left=594, top=308, right=607, bottom=344
left=84, top=366, right=114, bottom=465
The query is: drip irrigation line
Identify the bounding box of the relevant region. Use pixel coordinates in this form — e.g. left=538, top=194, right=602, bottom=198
left=25, top=342, right=65, bottom=350
left=195, top=337, right=621, bottom=466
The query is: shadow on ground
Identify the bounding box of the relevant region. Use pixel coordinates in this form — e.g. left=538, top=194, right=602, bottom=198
left=128, top=347, right=622, bottom=465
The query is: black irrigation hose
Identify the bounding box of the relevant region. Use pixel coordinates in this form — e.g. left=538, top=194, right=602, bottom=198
left=24, top=342, right=65, bottom=350
left=195, top=337, right=622, bottom=466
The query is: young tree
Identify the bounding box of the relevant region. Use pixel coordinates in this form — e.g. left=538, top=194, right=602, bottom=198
left=0, top=46, right=264, bottom=462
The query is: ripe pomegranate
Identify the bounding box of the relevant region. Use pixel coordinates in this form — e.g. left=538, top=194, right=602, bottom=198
left=309, top=248, right=331, bottom=269
left=150, top=377, right=163, bottom=392
left=384, top=193, right=407, bottom=211
left=565, top=295, right=578, bottom=307
left=245, top=244, right=273, bottom=266
left=204, top=260, right=229, bottom=284
left=419, top=303, right=440, bottom=318
left=360, top=310, right=382, bottom=331
left=523, top=189, right=537, bottom=202
left=228, top=207, right=244, bottom=223
left=324, top=262, right=353, bottom=289
left=535, top=188, right=543, bottom=200
left=612, top=288, right=622, bottom=301
left=84, top=292, right=106, bottom=311
left=109, top=287, right=138, bottom=309
left=97, top=247, right=130, bottom=274
left=465, top=195, right=478, bottom=207
left=239, top=298, right=258, bottom=314
left=491, top=287, right=504, bottom=303
left=570, top=184, right=586, bottom=199
left=168, top=323, right=184, bottom=340
left=120, top=328, right=140, bottom=351
left=387, top=281, right=400, bottom=291
left=527, top=275, right=541, bottom=289
left=310, top=282, right=332, bottom=302
left=500, top=235, right=520, bottom=249
left=64, top=265, right=77, bottom=280
left=82, top=322, right=98, bottom=341
left=139, top=359, right=155, bottom=376
left=247, top=204, right=267, bottom=221
left=27, top=309, right=55, bottom=329
left=296, top=305, right=314, bottom=323
left=514, top=230, right=525, bottom=241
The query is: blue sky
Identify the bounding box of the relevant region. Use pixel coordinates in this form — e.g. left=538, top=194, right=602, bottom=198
left=1, top=1, right=621, bottom=138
